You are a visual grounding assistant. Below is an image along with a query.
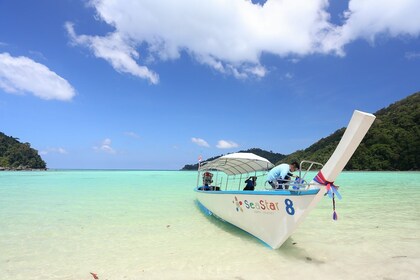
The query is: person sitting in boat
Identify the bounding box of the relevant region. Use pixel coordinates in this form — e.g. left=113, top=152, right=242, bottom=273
left=266, top=161, right=299, bottom=189
left=202, top=172, right=214, bottom=190
left=243, top=176, right=257, bottom=191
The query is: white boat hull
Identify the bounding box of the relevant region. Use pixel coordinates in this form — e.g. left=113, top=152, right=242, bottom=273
left=195, top=188, right=323, bottom=249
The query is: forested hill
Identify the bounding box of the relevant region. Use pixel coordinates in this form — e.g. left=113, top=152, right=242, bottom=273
left=0, top=132, right=46, bottom=170
left=181, top=148, right=286, bottom=171
left=282, top=92, right=419, bottom=170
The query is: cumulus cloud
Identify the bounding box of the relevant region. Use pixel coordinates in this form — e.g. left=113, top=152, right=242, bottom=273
left=94, top=138, right=116, bottom=154
left=67, top=0, right=420, bottom=81
left=191, top=137, right=210, bottom=147
left=216, top=140, right=239, bottom=149
left=39, top=147, right=68, bottom=155
left=0, top=52, right=76, bottom=101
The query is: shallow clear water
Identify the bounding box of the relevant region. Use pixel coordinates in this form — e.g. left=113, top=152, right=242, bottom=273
left=0, top=170, right=419, bottom=280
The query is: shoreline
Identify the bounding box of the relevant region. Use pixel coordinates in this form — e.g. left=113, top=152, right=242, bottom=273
left=0, top=167, right=48, bottom=171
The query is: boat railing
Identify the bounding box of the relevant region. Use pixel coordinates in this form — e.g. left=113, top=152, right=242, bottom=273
left=298, top=160, right=324, bottom=181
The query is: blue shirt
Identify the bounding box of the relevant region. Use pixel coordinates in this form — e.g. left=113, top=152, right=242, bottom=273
left=266, top=163, right=290, bottom=182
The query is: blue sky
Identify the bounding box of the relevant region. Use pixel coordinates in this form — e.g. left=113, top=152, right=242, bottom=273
left=0, top=0, right=419, bottom=170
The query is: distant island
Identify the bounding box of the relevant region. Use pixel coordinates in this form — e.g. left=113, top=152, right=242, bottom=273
left=182, top=91, right=419, bottom=171
left=0, top=132, right=46, bottom=170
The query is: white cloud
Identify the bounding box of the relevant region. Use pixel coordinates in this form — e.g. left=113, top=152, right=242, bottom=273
left=323, top=0, right=420, bottom=54
left=124, top=131, right=141, bottom=139
left=0, top=52, right=76, bottom=101
left=65, top=22, right=159, bottom=84
left=191, top=137, right=210, bottom=147
left=67, top=0, right=420, bottom=81
left=68, top=0, right=333, bottom=80
left=94, top=138, right=116, bottom=154
left=39, top=147, right=68, bottom=155
left=405, top=51, right=420, bottom=60
left=216, top=140, right=239, bottom=149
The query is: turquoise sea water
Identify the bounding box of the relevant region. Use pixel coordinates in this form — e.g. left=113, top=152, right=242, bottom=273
left=0, top=170, right=419, bottom=280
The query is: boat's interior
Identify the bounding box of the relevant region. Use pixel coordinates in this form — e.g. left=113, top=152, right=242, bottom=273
left=197, top=160, right=324, bottom=192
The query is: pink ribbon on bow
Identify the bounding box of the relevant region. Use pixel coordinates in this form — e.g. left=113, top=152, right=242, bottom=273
left=313, top=171, right=342, bottom=220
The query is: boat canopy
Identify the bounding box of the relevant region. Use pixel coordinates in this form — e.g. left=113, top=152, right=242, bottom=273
left=199, top=153, right=274, bottom=175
